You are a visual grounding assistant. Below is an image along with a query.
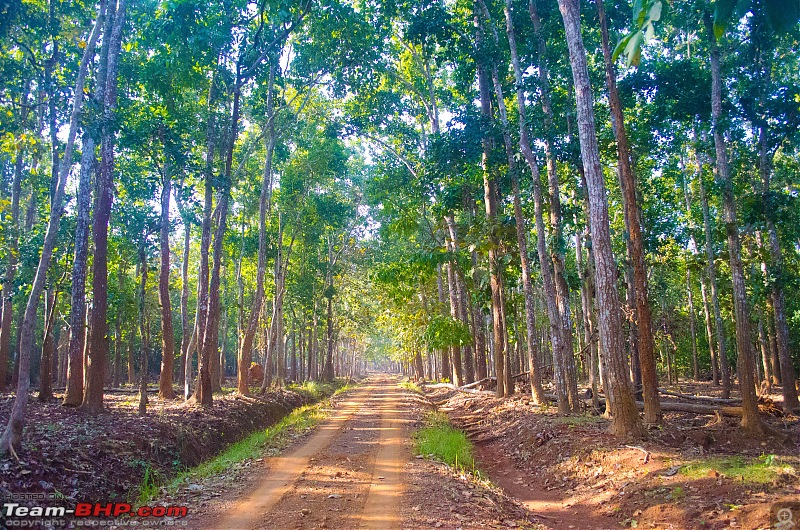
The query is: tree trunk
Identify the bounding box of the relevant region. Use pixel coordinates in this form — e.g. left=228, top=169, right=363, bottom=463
left=38, top=290, right=57, bottom=401
left=445, top=215, right=474, bottom=385
left=698, top=144, right=731, bottom=395
left=445, top=260, right=463, bottom=387
left=138, top=246, right=149, bottom=415
left=475, top=13, right=506, bottom=398
left=113, top=267, right=123, bottom=388
left=238, top=67, right=276, bottom=394
left=157, top=169, right=176, bottom=399
left=0, top=144, right=25, bottom=391
left=707, top=25, right=762, bottom=433
left=758, top=128, right=798, bottom=410
left=179, top=211, right=192, bottom=398
left=436, top=265, right=451, bottom=382
left=596, top=0, right=660, bottom=425
left=576, top=225, right=599, bottom=411
left=682, top=160, right=703, bottom=382
left=529, top=0, right=579, bottom=410
left=757, top=312, right=772, bottom=394
left=0, top=1, right=105, bottom=453
left=557, top=0, right=642, bottom=438
left=192, top=71, right=218, bottom=402
left=82, top=0, right=127, bottom=414
left=499, top=0, right=545, bottom=404
left=63, top=134, right=95, bottom=406
left=692, top=135, right=720, bottom=386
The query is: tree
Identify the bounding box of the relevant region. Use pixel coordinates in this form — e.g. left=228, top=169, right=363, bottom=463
left=596, top=0, right=661, bottom=425
left=82, top=0, right=127, bottom=414
left=556, top=0, right=643, bottom=438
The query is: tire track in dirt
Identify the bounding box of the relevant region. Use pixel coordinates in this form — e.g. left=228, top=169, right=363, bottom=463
left=194, top=384, right=372, bottom=530
left=186, top=376, right=410, bottom=530
left=357, top=382, right=407, bottom=529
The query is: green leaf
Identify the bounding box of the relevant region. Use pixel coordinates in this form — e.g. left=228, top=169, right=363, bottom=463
left=624, top=31, right=644, bottom=67
left=613, top=33, right=634, bottom=62
left=648, top=1, right=662, bottom=22
left=713, top=0, right=739, bottom=39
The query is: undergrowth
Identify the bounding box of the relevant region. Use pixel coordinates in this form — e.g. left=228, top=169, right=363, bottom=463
left=399, top=380, right=423, bottom=395
left=679, top=454, right=794, bottom=484
left=413, top=410, right=481, bottom=478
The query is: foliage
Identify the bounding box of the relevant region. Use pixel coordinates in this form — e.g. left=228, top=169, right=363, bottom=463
left=413, top=411, right=480, bottom=477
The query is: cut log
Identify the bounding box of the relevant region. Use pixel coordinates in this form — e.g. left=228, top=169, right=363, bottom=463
left=461, top=377, right=491, bottom=390
left=658, top=388, right=740, bottom=404
left=424, top=382, right=496, bottom=396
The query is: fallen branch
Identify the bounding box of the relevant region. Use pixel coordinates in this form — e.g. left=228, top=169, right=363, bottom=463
left=624, top=444, right=651, bottom=463
left=424, top=382, right=495, bottom=396
left=461, top=377, right=491, bottom=390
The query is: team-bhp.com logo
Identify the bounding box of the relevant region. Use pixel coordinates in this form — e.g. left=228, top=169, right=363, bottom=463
left=2, top=502, right=188, bottom=527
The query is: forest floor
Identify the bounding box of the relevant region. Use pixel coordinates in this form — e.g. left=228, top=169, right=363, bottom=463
left=1, top=376, right=797, bottom=529
left=0, top=380, right=337, bottom=512
left=427, top=380, right=800, bottom=530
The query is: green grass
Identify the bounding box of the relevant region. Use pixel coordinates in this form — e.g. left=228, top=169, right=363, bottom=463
left=679, top=454, right=794, bottom=484
left=399, top=380, right=424, bottom=395
left=140, top=379, right=355, bottom=504
left=413, top=411, right=481, bottom=477
left=287, top=380, right=352, bottom=401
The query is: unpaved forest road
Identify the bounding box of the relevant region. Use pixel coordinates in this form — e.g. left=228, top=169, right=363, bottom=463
left=185, top=376, right=409, bottom=530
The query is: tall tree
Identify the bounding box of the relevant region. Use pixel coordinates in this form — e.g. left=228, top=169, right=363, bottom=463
left=596, top=0, right=661, bottom=425
left=82, top=0, right=127, bottom=413
left=556, top=0, right=643, bottom=438
left=705, top=14, right=762, bottom=432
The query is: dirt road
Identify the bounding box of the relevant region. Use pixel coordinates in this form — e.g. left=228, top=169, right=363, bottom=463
left=185, top=376, right=410, bottom=530
left=179, top=376, right=537, bottom=529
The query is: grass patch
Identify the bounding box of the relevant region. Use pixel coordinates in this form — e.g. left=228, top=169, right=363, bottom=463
left=413, top=411, right=480, bottom=477
left=287, top=380, right=352, bottom=401
left=399, top=380, right=423, bottom=395
left=142, top=379, right=355, bottom=504
left=679, top=454, right=794, bottom=484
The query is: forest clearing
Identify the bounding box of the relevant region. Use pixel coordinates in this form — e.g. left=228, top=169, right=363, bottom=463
left=1, top=0, right=799, bottom=528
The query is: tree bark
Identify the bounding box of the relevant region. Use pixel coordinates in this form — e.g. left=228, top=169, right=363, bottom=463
left=707, top=24, right=762, bottom=433
left=557, top=0, right=643, bottom=438
left=596, top=0, right=660, bottom=425
left=82, top=0, right=126, bottom=414
left=157, top=165, right=176, bottom=399
left=758, top=128, right=799, bottom=410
